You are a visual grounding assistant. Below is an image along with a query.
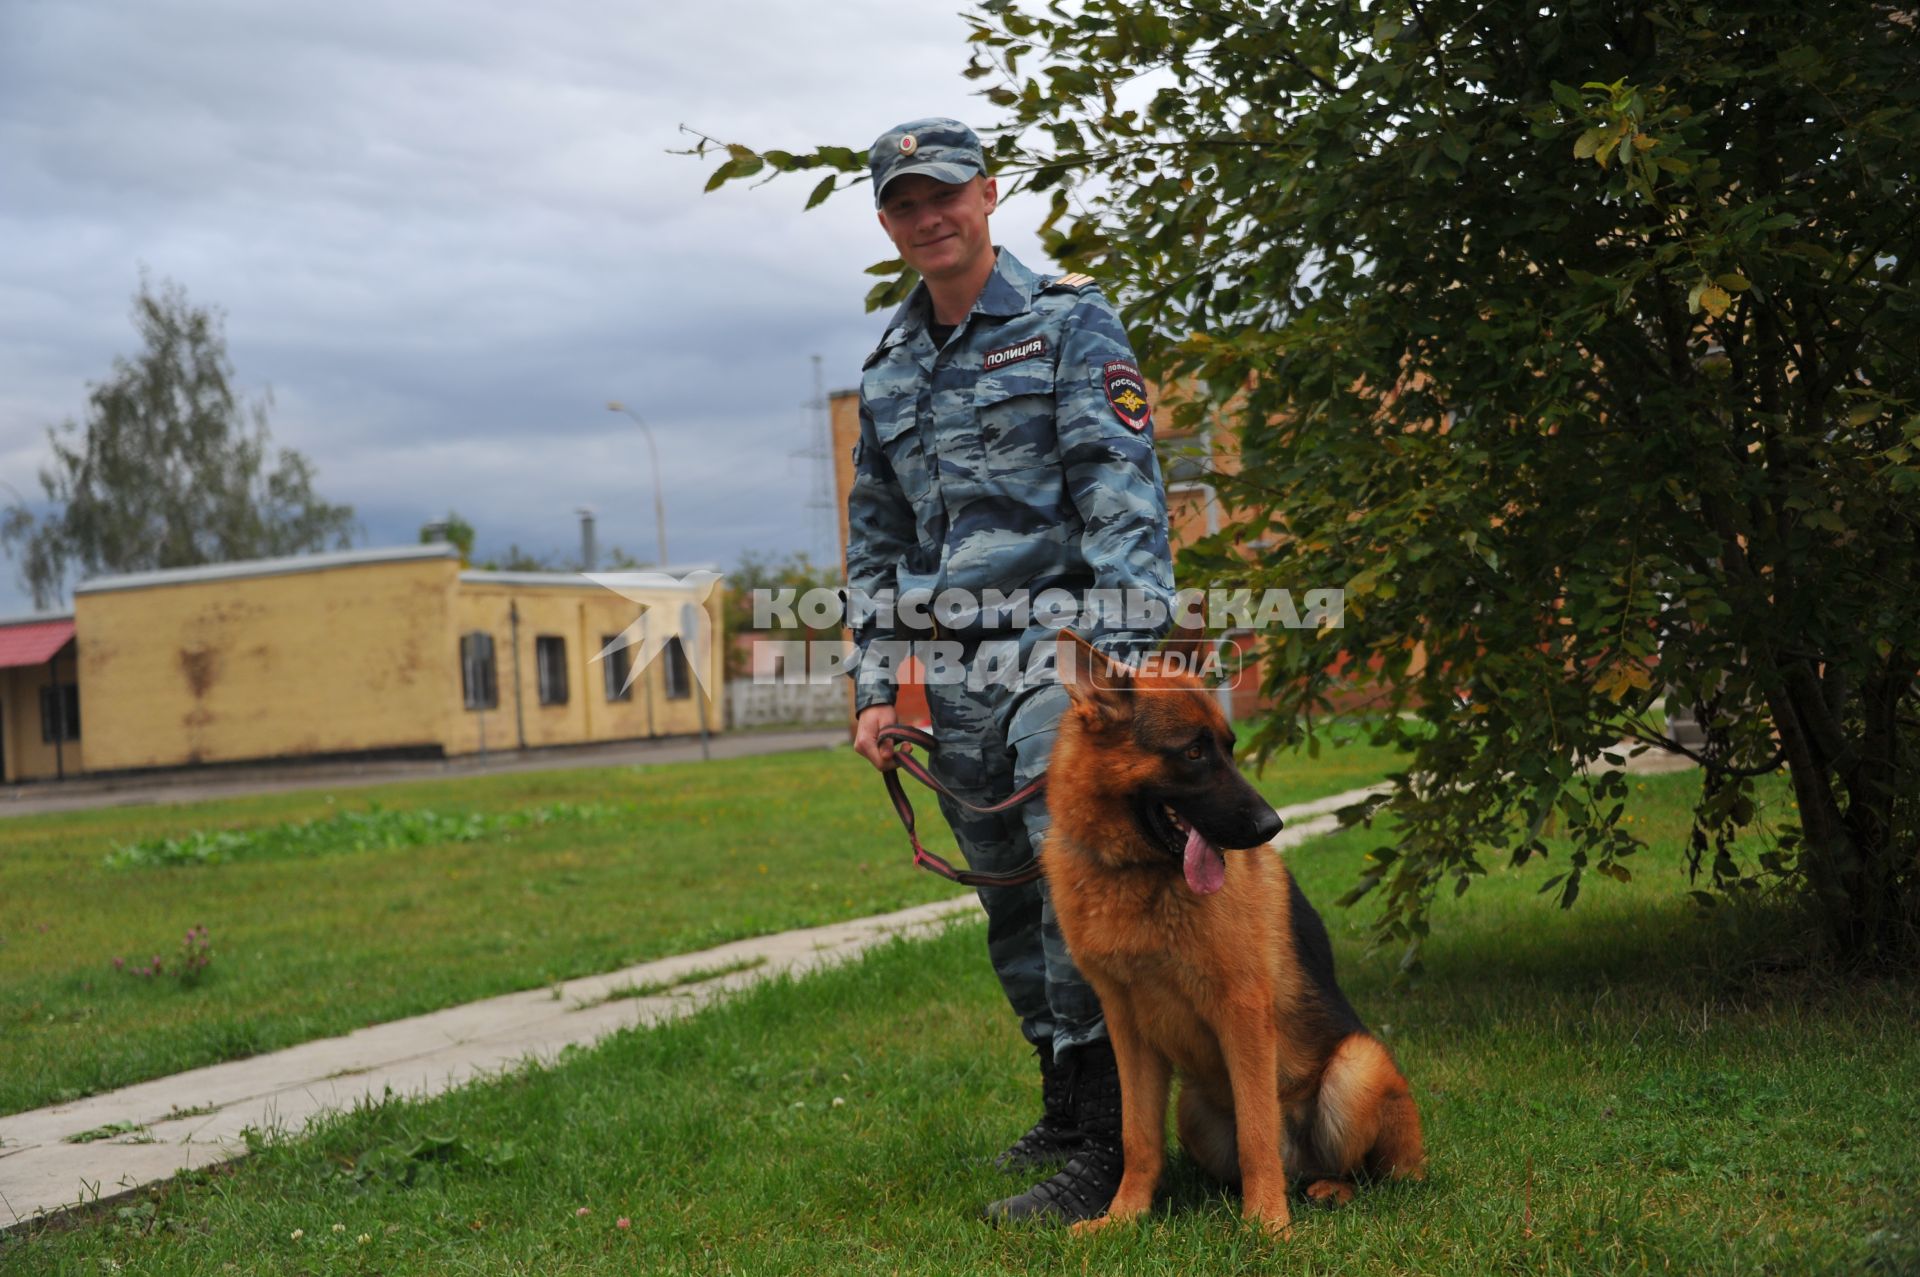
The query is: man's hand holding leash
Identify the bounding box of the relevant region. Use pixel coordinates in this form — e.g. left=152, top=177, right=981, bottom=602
left=853, top=703, right=903, bottom=771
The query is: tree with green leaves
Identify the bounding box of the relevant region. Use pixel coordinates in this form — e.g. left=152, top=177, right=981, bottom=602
left=420, top=511, right=478, bottom=565
left=698, top=1, right=1920, bottom=967
left=1, top=277, right=356, bottom=609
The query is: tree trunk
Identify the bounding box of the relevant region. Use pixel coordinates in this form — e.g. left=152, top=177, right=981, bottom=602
left=1768, top=667, right=1916, bottom=967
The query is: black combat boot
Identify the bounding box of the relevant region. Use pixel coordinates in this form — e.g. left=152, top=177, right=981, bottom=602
left=983, top=1039, right=1124, bottom=1225
left=993, top=1041, right=1082, bottom=1173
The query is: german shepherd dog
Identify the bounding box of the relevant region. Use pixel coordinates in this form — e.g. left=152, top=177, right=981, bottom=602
left=1043, top=631, right=1425, bottom=1236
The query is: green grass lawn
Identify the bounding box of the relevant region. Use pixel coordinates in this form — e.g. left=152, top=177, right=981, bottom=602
left=0, top=733, right=1405, bottom=1117
left=5, top=765, right=1914, bottom=1274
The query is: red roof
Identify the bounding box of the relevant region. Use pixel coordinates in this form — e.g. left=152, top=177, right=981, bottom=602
left=0, top=619, right=75, bottom=670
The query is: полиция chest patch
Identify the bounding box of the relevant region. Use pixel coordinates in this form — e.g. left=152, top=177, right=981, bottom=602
left=983, top=336, right=1048, bottom=371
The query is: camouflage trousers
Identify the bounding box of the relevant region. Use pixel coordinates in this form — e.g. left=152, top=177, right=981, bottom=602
left=924, top=645, right=1106, bottom=1054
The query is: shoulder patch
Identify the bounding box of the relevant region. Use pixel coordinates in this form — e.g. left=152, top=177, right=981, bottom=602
left=1102, top=360, right=1152, bottom=432
left=1043, top=272, right=1098, bottom=293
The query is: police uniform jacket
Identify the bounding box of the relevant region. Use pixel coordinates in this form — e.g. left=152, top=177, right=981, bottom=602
left=846, top=248, right=1175, bottom=712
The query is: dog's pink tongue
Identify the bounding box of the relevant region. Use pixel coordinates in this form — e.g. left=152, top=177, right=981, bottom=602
left=1183, top=824, right=1226, bottom=895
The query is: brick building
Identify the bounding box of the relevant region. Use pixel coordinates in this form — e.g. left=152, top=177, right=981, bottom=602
left=0, top=544, right=723, bottom=784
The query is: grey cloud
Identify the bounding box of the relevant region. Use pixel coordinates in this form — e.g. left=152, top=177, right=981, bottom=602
left=0, top=0, right=1056, bottom=614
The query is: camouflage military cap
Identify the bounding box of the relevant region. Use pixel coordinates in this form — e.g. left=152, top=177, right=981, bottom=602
left=869, top=118, right=987, bottom=207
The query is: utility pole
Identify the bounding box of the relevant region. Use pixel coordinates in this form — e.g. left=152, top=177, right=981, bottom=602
left=792, top=355, right=835, bottom=565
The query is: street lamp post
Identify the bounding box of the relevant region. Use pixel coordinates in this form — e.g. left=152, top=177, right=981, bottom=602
left=605, top=400, right=669, bottom=568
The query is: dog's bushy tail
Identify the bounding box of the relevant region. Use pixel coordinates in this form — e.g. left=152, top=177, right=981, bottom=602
left=1318, top=1033, right=1427, bottom=1182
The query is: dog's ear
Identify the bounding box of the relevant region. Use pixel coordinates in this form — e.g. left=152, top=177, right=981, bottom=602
left=1056, top=630, right=1134, bottom=727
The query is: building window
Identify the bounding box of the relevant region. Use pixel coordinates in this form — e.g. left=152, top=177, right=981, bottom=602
left=460, top=632, right=499, bottom=710
left=536, top=635, right=569, bottom=705
left=602, top=635, right=633, bottom=702
left=40, top=683, right=81, bottom=742
left=663, top=636, right=691, bottom=701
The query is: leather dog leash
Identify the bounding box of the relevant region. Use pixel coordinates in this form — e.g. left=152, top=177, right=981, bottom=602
left=875, top=724, right=1047, bottom=888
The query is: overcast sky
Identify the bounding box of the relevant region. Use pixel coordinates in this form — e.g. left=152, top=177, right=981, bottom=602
left=0, top=0, right=1059, bottom=616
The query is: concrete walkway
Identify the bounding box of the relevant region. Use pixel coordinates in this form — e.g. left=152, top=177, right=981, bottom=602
left=0, top=727, right=846, bottom=819
left=0, top=782, right=1386, bottom=1233
left=0, top=896, right=983, bottom=1232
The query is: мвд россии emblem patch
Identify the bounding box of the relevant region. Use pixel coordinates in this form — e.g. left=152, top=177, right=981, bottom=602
left=1103, top=361, right=1151, bottom=432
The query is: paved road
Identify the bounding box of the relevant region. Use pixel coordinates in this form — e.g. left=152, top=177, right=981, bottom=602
left=0, top=727, right=847, bottom=819
left=1, top=727, right=1697, bottom=821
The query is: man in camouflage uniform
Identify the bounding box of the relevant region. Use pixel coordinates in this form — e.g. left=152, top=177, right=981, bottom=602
left=845, top=117, right=1174, bottom=1225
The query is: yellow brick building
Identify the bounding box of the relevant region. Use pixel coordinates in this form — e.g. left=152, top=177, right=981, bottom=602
left=0, top=544, right=723, bottom=783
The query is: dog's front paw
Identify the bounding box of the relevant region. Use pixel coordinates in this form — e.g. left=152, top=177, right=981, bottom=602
left=1244, top=1202, right=1294, bottom=1239
left=1073, top=1197, right=1152, bottom=1236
